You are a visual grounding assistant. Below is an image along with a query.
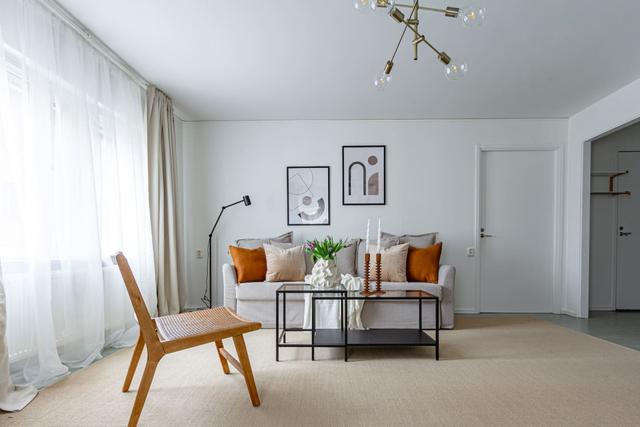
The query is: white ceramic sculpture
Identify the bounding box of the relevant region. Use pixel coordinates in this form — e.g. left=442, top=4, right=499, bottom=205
left=305, top=258, right=340, bottom=288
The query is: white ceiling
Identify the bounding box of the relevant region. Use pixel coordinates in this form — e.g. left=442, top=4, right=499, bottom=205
left=58, top=0, right=640, bottom=121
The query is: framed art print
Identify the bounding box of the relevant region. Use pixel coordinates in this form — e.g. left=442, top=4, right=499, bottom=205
left=287, top=166, right=330, bottom=225
left=342, top=145, right=386, bottom=205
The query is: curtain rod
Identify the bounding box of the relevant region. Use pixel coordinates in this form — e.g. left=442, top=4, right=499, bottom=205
left=37, top=0, right=150, bottom=90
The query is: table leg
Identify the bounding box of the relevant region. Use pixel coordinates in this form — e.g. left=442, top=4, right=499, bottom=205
left=344, top=294, right=348, bottom=362
left=436, top=298, right=440, bottom=361
left=341, top=294, right=344, bottom=331
left=283, top=293, right=287, bottom=344
left=311, top=295, right=315, bottom=361
left=275, top=291, right=279, bottom=362
left=418, top=297, right=423, bottom=331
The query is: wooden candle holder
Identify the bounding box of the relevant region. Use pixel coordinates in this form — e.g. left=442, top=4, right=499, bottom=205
left=374, top=252, right=385, bottom=295
left=360, top=253, right=374, bottom=296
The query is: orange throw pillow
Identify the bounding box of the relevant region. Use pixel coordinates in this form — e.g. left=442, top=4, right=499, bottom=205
left=229, top=246, right=267, bottom=283
left=406, top=242, right=442, bottom=283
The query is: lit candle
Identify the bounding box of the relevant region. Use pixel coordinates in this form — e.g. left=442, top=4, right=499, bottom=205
left=365, top=218, right=370, bottom=253
left=376, top=218, right=381, bottom=253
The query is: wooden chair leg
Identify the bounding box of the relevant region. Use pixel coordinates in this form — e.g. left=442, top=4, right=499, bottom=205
left=123, top=333, right=145, bottom=392
left=232, top=335, right=260, bottom=407
left=215, top=340, right=230, bottom=374
left=128, top=356, right=160, bottom=427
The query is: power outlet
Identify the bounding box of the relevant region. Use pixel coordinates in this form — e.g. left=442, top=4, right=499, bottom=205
left=196, top=249, right=204, bottom=259
left=466, top=247, right=475, bottom=257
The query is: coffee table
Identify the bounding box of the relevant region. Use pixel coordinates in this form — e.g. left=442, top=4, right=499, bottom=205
left=275, top=283, right=347, bottom=362
left=276, top=284, right=439, bottom=361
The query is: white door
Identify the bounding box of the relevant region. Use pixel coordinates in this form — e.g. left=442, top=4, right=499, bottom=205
left=616, top=151, right=640, bottom=310
left=479, top=150, right=556, bottom=312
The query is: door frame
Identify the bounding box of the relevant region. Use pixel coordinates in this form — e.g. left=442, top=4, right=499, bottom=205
left=614, top=150, right=640, bottom=309
left=474, top=145, right=564, bottom=314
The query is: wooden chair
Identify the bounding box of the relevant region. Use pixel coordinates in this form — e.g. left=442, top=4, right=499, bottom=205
left=115, top=252, right=262, bottom=427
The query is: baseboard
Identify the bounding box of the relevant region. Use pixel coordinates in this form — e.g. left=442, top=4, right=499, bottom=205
left=454, top=308, right=479, bottom=314
left=561, top=307, right=579, bottom=317
left=589, top=306, right=615, bottom=311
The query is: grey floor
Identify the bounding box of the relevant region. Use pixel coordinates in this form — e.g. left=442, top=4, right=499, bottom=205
left=537, top=311, right=640, bottom=351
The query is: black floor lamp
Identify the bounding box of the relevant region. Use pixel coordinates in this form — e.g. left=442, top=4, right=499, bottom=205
left=202, top=195, right=251, bottom=308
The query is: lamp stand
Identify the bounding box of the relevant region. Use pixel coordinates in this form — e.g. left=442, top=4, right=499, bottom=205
left=202, top=196, right=251, bottom=308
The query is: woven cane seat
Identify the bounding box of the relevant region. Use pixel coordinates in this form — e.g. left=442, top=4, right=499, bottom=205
left=154, top=307, right=260, bottom=342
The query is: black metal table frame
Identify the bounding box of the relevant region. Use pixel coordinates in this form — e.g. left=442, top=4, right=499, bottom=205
left=276, top=284, right=439, bottom=362
left=275, top=285, right=346, bottom=362
left=312, top=292, right=439, bottom=361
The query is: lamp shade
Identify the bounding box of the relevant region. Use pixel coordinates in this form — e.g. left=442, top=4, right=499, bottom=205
left=243, top=195, right=252, bottom=206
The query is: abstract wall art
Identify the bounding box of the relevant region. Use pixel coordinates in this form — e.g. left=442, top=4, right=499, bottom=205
left=287, top=166, right=330, bottom=225
left=342, top=145, right=386, bottom=205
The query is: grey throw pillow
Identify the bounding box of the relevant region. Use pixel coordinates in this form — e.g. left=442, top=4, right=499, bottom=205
left=356, top=237, right=400, bottom=277
left=381, top=231, right=438, bottom=248
left=235, top=231, right=293, bottom=249
left=304, top=239, right=358, bottom=276
left=337, top=240, right=358, bottom=275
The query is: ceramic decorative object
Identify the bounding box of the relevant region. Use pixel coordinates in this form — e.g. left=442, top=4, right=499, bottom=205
left=303, top=237, right=346, bottom=288
left=305, top=258, right=340, bottom=288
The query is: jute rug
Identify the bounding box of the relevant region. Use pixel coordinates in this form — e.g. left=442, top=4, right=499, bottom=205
left=2, top=316, right=640, bottom=426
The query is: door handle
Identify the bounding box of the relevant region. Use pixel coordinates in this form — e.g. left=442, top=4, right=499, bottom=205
left=480, top=233, right=495, bottom=238
left=620, top=232, right=632, bottom=236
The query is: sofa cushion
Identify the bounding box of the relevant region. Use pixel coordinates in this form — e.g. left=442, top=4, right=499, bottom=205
left=356, top=237, right=399, bottom=277
left=407, top=242, right=443, bottom=283
left=264, top=244, right=306, bottom=282
left=228, top=246, right=266, bottom=283
left=381, top=231, right=438, bottom=248
left=371, top=243, right=409, bottom=282
left=236, top=281, right=306, bottom=301
left=236, top=281, right=441, bottom=301
left=236, top=231, right=293, bottom=249
left=305, top=239, right=358, bottom=275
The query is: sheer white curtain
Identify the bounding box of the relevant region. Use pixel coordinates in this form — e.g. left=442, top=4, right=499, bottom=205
left=0, top=0, right=156, bottom=388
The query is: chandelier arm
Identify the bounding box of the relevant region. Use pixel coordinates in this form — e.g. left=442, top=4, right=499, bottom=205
left=390, top=19, right=410, bottom=63
left=396, top=3, right=450, bottom=14
left=397, top=15, right=443, bottom=57
left=411, top=0, right=419, bottom=60
left=421, top=37, right=442, bottom=56
left=387, top=1, right=419, bottom=65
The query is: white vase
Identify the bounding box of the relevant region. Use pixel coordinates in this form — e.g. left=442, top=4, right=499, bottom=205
left=305, top=258, right=340, bottom=288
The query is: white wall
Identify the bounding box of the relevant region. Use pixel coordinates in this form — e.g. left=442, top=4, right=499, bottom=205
left=179, top=119, right=567, bottom=310
left=565, top=77, right=640, bottom=317
left=589, top=122, right=640, bottom=310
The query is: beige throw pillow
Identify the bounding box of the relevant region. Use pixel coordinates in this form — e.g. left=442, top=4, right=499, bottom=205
left=370, top=243, right=410, bottom=282
left=356, top=237, right=399, bottom=277
left=263, top=244, right=306, bottom=282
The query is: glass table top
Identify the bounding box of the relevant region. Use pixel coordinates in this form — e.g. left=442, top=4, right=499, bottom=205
left=345, top=290, right=436, bottom=299
left=277, top=283, right=347, bottom=292
left=276, top=284, right=436, bottom=299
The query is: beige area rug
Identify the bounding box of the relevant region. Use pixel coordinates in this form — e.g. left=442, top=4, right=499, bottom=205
left=3, top=316, right=640, bottom=426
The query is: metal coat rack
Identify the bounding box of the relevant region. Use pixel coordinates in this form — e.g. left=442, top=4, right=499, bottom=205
left=591, top=170, right=631, bottom=196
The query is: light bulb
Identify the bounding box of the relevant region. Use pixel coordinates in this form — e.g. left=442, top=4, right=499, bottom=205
left=353, top=0, right=370, bottom=13
left=370, top=0, right=395, bottom=15
left=373, top=73, right=392, bottom=89
left=460, top=5, right=486, bottom=27
left=444, top=62, right=468, bottom=80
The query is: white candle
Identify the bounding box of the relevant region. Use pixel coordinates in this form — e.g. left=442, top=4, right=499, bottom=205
left=376, top=218, right=381, bottom=253
left=365, top=218, right=370, bottom=253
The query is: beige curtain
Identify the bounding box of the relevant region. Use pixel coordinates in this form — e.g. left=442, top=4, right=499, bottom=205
left=147, top=86, right=181, bottom=315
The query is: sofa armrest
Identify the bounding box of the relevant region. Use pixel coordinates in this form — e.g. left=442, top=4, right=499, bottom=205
left=222, top=263, right=238, bottom=311
left=438, top=264, right=456, bottom=328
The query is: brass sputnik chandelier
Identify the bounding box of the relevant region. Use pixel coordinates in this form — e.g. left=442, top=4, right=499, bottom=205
left=354, top=0, right=486, bottom=88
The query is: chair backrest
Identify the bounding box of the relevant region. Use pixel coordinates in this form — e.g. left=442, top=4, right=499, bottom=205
left=115, top=252, right=160, bottom=347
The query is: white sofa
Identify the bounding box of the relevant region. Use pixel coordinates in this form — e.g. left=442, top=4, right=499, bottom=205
left=222, top=263, right=455, bottom=329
